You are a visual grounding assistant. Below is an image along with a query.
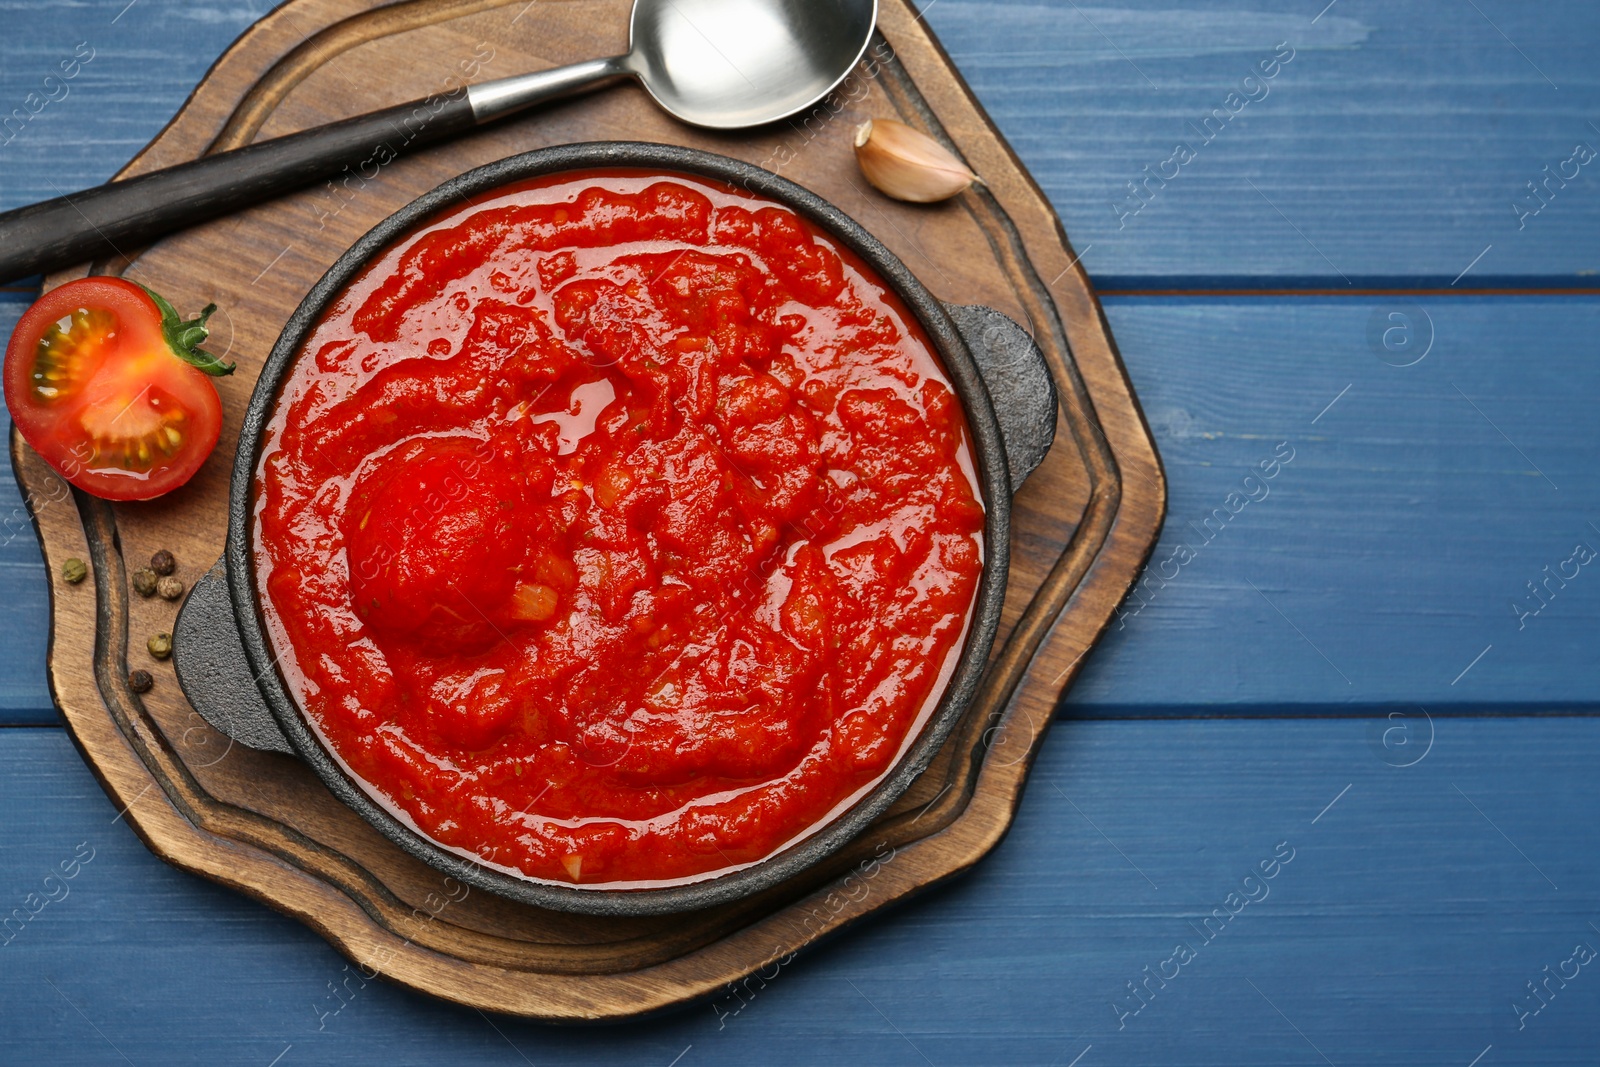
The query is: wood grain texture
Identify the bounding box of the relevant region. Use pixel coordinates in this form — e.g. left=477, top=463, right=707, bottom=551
left=1071, top=294, right=1600, bottom=714
left=926, top=0, right=1600, bottom=289
left=5, top=716, right=1599, bottom=1064
left=10, top=0, right=1164, bottom=1019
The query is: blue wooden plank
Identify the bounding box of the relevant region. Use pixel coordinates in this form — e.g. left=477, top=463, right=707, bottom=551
left=2, top=717, right=1598, bottom=1063
left=1068, top=294, right=1600, bottom=714
left=0, top=293, right=52, bottom=720
left=3, top=1, right=1600, bottom=287
left=924, top=0, right=1600, bottom=287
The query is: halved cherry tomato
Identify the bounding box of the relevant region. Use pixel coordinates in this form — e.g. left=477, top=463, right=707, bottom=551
left=4, top=277, right=233, bottom=501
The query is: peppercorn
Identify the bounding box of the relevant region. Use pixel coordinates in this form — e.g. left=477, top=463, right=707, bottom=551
left=61, top=558, right=88, bottom=584
left=150, top=549, right=176, bottom=576
left=127, top=669, right=153, bottom=694
left=132, top=568, right=159, bottom=597
left=156, top=576, right=185, bottom=601
left=148, top=632, right=173, bottom=661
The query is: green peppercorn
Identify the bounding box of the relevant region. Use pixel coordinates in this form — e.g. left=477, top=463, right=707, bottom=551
left=127, top=669, right=153, bottom=694
left=61, top=558, right=88, bottom=584
left=147, top=632, right=173, bottom=661
left=156, top=576, right=185, bottom=601
left=150, top=549, right=176, bottom=576
left=132, top=568, right=159, bottom=598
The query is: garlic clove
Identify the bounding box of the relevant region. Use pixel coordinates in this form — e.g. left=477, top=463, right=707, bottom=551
left=853, top=118, right=979, bottom=203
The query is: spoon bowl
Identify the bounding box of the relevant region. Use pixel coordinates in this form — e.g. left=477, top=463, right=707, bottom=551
left=628, top=0, right=880, bottom=128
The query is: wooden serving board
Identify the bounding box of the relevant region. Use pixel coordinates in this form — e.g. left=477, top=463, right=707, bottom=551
left=14, top=0, right=1164, bottom=1020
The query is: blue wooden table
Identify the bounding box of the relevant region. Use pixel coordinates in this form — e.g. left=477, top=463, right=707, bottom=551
left=4, top=1, right=1599, bottom=1063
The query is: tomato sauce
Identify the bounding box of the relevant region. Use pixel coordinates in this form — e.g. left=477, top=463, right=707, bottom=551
left=254, top=171, right=984, bottom=887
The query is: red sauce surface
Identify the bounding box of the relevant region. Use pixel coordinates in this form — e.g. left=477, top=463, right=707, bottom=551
left=255, top=171, right=984, bottom=887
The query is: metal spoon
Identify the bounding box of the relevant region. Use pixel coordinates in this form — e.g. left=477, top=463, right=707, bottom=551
left=0, top=0, right=879, bottom=285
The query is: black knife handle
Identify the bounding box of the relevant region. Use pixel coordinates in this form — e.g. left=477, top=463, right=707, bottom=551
left=0, top=93, right=477, bottom=284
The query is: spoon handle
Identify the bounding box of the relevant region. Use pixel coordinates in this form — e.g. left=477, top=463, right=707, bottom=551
left=0, top=57, right=631, bottom=286
left=0, top=97, right=475, bottom=285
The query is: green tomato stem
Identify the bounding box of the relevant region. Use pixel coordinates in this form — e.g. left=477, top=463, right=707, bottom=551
left=136, top=282, right=235, bottom=376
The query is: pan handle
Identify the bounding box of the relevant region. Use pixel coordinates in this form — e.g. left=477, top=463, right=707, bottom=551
left=944, top=304, right=1057, bottom=492
left=174, top=559, right=293, bottom=754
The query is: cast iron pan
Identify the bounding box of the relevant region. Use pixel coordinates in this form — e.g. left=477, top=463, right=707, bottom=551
left=175, top=142, right=1056, bottom=916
